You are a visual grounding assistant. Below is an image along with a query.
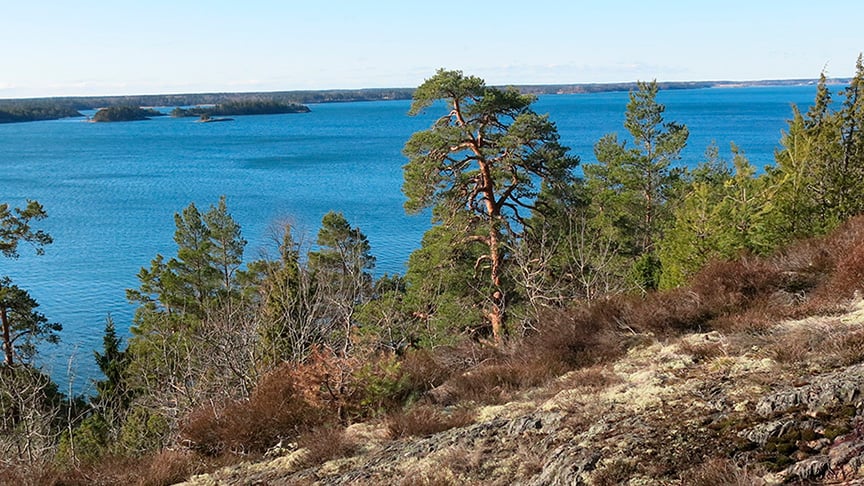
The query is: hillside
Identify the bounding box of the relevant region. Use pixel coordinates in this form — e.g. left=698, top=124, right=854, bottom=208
left=177, top=311, right=864, bottom=485
left=173, top=220, right=864, bottom=485
left=5, top=64, right=864, bottom=486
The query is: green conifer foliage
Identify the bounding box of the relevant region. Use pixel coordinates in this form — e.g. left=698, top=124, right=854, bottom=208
left=93, top=315, right=130, bottom=417
left=0, top=277, right=61, bottom=366
left=402, top=69, right=578, bottom=341
left=0, top=200, right=52, bottom=259
left=308, top=211, right=375, bottom=354
left=585, top=80, right=688, bottom=291
left=125, top=196, right=248, bottom=427
left=658, top=146, right=773, bottom=288
left=769, top=56, right=864, bottom=240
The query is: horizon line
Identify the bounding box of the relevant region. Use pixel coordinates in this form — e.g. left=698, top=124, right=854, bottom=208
left=0, top=76, right=852, bottom=103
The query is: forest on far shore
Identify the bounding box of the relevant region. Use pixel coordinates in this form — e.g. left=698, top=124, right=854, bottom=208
left=1, top=77, right=850, bottom=124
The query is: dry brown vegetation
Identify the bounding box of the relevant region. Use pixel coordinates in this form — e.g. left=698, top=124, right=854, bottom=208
left=296, top=426, right=359, bottom=467
left=27, top=450, right=211, bottom=486
left=679, top=457, right=765, bottom=486
left=44, top=215, right=864, bottom=484
left=386, top=404, right=475, bottom=439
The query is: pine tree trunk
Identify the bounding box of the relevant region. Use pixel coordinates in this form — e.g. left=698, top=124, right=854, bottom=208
left=2, top=306, right=13, bottom=366
left=480, top=158, right=506, bottom=343
left=488, top=228, right=505, bottom=343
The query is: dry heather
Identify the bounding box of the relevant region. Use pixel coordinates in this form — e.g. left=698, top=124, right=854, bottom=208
left=175, top=218, right=864, bottom=485
left=177, top=300, right=864, bottom=485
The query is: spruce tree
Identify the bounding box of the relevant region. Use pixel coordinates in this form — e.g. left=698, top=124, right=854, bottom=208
left=93, top=315, right=130, bottom=415
left=658, top=146, right=772, bottom=288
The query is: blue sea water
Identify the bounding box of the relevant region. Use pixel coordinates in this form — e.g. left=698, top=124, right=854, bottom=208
left=0, top=86, right=819, bottom=391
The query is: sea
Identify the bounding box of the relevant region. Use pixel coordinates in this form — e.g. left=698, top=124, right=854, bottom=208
left=0, top=85, right=821, bottom=393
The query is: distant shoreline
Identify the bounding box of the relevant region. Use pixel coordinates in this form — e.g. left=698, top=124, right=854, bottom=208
left=0, top=77, right=848, bottom=105
left=0, top=78, right=849, bottom=125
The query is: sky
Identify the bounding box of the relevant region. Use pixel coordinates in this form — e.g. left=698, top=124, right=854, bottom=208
left=1, top=0, right=861, bottom=99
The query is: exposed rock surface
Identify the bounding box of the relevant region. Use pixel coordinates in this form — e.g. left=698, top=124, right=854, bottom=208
left=178, top=305, right=864, bottom=485
left=754, top=363, right=864, bottom=417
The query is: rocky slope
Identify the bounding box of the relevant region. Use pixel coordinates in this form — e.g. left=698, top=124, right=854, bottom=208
left=178, top=302, right=864, bottom=485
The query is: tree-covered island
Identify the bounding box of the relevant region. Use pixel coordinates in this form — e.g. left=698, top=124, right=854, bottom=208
left=0, top=102, right=82, bottom=123
left=90, top=106, right=165, bottom=122
left=170, top=100, right=311, bottom=118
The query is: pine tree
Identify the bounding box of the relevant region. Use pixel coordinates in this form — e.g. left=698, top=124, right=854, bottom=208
left=402, top=69, right=578, bottom=341
left=585, top=80, right=688, bottom=291
left=205, top=196, right=247, bottom=300
left=0, top=200, right=52, bottom=259
left=125, top=197, right=248, bottom=422
left=127, top=197, right=247, bottom=324
left=0, top=277, right=61, bottom=366
left=308, top=211, right=375, bottom=354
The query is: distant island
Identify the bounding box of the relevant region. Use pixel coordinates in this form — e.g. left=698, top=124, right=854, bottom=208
left=171, top=100, right=311, bottom=118
left=0, top=99, right=82, bottom=123
left=0, top=77, right=851, bottom=124
left=196, top=114, right=234, bottom=123
left=90, top=106, right=165, bottom=122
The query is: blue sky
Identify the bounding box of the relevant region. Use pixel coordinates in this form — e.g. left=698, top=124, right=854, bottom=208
left=2, top=0, right=860, bottom=98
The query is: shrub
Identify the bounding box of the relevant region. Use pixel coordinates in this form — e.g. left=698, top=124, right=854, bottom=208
left=297, top=426, right=359, bottom=467
left=766, top=328, right=816, bottom=365
left=354, top=353, right=411, bottom=414
left=680, top=457, right=763, bottom=486
left=555, top=366, right=621, bottom=392
left=386, top=404, right=474, bottom=439
left=181, top=347, right=437, bottom=456
left=180, top=362, right=326, bottom=456
left=591, top=459, right=638, bottom=486
left=628, top=288, right=710, bottom=333
left=135, top=449, right=204, bottom=486
left=49, top=450, right=211, bottom=486
left=396, top=468, right=455, bottom=486
left=677, top=338, right=726, bottom=363
left=792, top=215, right=864, bottom=310
left=819, top=237, right=864, bottom=300
left=117, top=406, right=170, bottom=456
left=398, top=348, right=457, bottom=397
left=437, top=444, right=484, bottom=476
left=443, top=363, right=533, bottom=405
left=0, top=461, right=61, bottom=486
left=689, top=259, right=780, bottom=318
left=836, top=328, right=864, bottom=366
left=424, top=304, right=634, bottom=407
left=518, top=306, right=626, bottom=371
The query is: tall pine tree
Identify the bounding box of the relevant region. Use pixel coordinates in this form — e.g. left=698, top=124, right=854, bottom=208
left=402, top=69, right=578, bottom=341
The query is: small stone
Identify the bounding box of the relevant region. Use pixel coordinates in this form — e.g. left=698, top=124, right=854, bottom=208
left=804, top=438, right=831, bottom=452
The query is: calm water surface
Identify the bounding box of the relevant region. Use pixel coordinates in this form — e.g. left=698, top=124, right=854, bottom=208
left=0, top=86, right=819, bottom=390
